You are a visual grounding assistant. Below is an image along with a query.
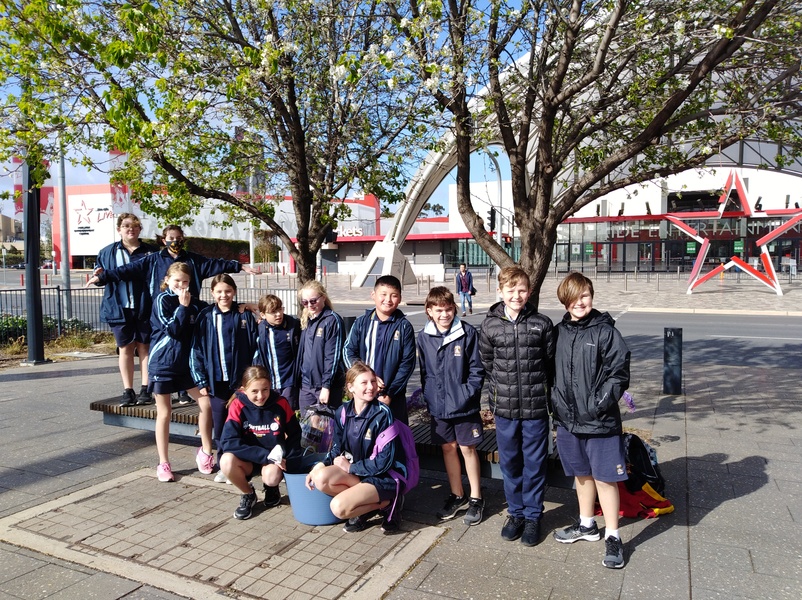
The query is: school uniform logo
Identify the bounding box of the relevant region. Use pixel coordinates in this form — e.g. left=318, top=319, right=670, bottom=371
left=240, top=319, right=247, bottom=329
left=471, top=427, right=481, bottom=438
left=454, top=345, right=462, bottom=357
left=393, top=331, right=400, bottom=341
left=616, top=463, right=625, bottom=475
left=365, top=428, right=372, bottom=441
left=316, top=329, right=323, bottom=337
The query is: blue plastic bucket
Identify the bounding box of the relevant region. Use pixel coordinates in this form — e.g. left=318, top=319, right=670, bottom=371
left=284, top=452, right=342, bottom=526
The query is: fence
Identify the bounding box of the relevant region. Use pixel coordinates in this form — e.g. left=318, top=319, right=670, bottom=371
left=0, top=286, right=299, bottom=342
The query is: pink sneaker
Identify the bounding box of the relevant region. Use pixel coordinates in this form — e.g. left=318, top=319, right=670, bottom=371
left=157, top=462, right=174, bottom=482
left=196, top=448, right=215, bottom=474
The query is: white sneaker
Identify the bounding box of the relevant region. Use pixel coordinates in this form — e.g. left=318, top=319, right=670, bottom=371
left=214, top=471, right=228, bottom=483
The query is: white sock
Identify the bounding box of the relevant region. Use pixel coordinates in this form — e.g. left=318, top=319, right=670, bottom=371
left=606, top=528, right=620, bottom=540
left=579, top=515, right=595, bottom=528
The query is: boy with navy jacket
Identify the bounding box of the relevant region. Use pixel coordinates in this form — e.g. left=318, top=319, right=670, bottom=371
left=343, top=275, right=416, bottom=424
left=417, top=286, right=485, bottom=525
left=253, top=294, right=301, bottom=409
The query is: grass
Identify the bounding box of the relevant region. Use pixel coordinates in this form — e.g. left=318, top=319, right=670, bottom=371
left=0, top=331, right=116, bottom=369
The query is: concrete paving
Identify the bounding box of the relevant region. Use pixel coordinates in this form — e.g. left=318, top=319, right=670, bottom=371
left=0, top=273, right=800, bottom=599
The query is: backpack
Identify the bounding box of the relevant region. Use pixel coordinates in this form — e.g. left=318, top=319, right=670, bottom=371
left=339, top=408, right=420, bottom=492
left=614, top=433, right=674, bottom=518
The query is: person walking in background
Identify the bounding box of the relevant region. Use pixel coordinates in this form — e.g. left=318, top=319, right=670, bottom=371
left=343, top=275, right=416, bottom=425
left=95, top=213, right=158, bottom=407
left=479, top=266, right=555, bottom=547
left=190, top=274, right=259, bottom=480
left=551, top=272, right=631, bottom=569
left=455, top=263, right=474, bottom=317
left=253, top=294, right=301, bottom=410
left=295, top=281, right=345, bottom=412
left=147, top=263, right=208, bottom=482
left=417, top=286, right=486, bottom=525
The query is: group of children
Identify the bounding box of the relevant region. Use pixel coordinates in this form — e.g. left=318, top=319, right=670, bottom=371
left=95, top=230, right=631, bottom=569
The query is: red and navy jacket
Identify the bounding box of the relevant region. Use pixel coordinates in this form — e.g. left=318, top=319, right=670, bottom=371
left=417, top=317, right=485, bottom=419
left=253, top=315, right=300, bottom=391
left=220, top=390, right=302, bottom=466
left=148, top=290, right=207, bottom=381
left=189, top=302, right=259, bottom=398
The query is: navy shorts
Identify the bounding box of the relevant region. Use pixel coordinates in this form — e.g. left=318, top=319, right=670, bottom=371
left=149, top=375, right=196, bottom=396
left=431, top=413, right=484, bottom=447
left=556, top=427, right=627, bottom=482
left=362, top=474, right=399, bottom=503
left=111, top=309, right=152, bottom=347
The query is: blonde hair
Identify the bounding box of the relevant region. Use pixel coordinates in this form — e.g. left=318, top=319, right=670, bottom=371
left=298, top=280, right=333, bottom=329
left=556, top=272, right=595, bottom=307
left=344, top=361, right=376, bottom=400
left=497, top=266, right=530, bottom=290
left=160, top=262, right=192, bottom=292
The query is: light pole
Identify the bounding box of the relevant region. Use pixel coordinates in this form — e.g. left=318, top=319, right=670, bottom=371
left=484, top=150, right=504, bottom=248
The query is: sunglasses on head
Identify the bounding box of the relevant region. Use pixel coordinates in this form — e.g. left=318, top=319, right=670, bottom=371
left=301, top=296, right=322, bottom=306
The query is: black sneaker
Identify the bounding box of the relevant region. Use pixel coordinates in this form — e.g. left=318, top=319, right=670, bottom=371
left=263, top=485, right=281, bottom=508
left=234, top=487, right=257, bottom=520
left=501, top=515, right=525, bottom=541
left=520, top=519, right=541, bottom=547
left=436, top=493, right=469, bottom=520
left=343, top=514, right=370, bottom=533
left=603, top=536, right=625, bottom=569
left=381, top=496, right=404, bottom=533
left=553, top=521, right=601, bottom=543
left=463, top=498, right=484, bottom=526
left=136, top=386, right=154, bottom=405
left=120, top=388, right=136, bottom=407
left=177, top=392, right=194, bottom=405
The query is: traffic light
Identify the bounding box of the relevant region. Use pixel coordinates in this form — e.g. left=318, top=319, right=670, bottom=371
left=487, top=207, right=496, bottom=231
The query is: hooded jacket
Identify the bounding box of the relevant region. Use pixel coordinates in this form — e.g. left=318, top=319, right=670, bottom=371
left=478, top=301, right=555, bottom=420
left=417, top=317, right=485, bottom=419
left=220, top=390, right=302, bottom=466
left=552, top=309, right=630, bottom=436
left=96, top=240, right=158, bottom=326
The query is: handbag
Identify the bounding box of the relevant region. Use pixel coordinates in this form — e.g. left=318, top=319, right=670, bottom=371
left=470, top=286, right=477, bottom=296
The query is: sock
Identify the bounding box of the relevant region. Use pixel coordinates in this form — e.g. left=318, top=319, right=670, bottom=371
left=579, top=515, right=596, bottom=528
left=606, top=528, right=620, bottom=540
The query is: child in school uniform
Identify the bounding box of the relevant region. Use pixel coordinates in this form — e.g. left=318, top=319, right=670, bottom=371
left=479, top=266, right=556, bottom=546
left=253, top=294, right=301, bottom=410
left=148, top=262, right=207, bottom=482
left=219, top=366, right=302, bottom=520
left=190, top=274, right=259, bottom=480
left=305, top=362, right=407, bottom=534
left=551, top=272, right=631, bottom=569
left=417, top=286, right=486, bottom=525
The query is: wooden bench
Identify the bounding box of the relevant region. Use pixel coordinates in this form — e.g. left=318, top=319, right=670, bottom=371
left=89, top=400, right=569, bottom=485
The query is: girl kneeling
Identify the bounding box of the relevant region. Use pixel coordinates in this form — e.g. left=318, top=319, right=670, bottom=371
left=306, top=362, right=406, bottom=533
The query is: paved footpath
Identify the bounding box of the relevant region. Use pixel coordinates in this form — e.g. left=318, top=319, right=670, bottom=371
left=1, top=273, right=800, bottom=599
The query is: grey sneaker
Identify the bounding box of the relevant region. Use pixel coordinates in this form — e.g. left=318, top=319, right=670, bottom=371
left=463, top=498, right=484, bottom=526
left=553, top=521, right=601, bottom=543
left=234, top=487, right=257, bottom=520
left=436, top=493, right=469, bottom=520
left=603, top=536, right=625, bottom=569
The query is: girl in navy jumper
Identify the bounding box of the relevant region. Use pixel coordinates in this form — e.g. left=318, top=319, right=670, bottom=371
left=220, top=366, right=302, bottom=520
left=418, top=287, right=486, bottom=525
left=306, top=362, right=404, bottom=533
left=148, top=262, right=207, bottom=482
left=190, top=274, right=259, bottom=479
left=295, top=281, right=345, bottom=412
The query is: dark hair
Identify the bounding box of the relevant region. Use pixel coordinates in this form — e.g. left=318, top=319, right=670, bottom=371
left=374, top=275, right=402, bottom=293
left=556, top=272, right=595, bottom=307
left=162, top=224, right=184, bottom=238
left=424, top=286, right=457, bottom=317
left=210, top=273, right=237, bottom=292
left=116, top=213, right=141, bottom=229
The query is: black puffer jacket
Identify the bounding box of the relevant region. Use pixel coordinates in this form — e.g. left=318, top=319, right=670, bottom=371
left=552, top=309, right=630, bottom=436
left=479, top=301, right=555, bottom=420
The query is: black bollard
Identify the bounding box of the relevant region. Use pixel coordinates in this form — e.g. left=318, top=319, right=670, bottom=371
left=662, top=328, right=682, bottom=395
left=342, top=315, right=356, bottom=337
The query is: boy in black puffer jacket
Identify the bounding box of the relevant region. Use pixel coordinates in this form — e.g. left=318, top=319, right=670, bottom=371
left=551, top=272, right=631, bottom=570
left=479, top=267, right=555, bottom=547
